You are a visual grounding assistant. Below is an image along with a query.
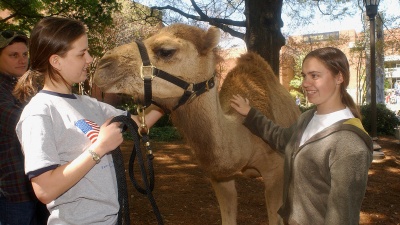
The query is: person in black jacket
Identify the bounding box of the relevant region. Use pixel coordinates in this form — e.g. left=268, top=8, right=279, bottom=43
left=0, top=30, right=48, bottom=225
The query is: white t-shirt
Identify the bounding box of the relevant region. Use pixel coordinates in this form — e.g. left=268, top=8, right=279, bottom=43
left=16, top=90, right=126, bottom=225
left=300, top=107, right=354, bottom=146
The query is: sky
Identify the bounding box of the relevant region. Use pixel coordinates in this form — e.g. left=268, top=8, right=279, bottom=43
left=219, top=0, right=400, bottom=48
left=281, top=0, right=400, bottom=36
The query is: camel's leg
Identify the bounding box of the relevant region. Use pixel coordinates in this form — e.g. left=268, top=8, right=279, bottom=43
left=210, top=178, right=237, bottom=225
left=259, top=154, right=284, bottom=225
left=262, top=173, right=284, bottom=225
left=245, top=147, right=284, bottom=225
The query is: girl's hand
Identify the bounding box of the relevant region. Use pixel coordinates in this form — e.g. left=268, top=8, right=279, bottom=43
left=92, top=117, right=123, bottom=157
left=230, top=94, right=251, bottom=116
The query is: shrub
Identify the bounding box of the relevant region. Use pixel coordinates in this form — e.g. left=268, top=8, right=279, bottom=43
left=360, top=103, right=400, bottom=136
left=123, top=126, right=182, bottom=142
left=149, top=114, right=182, bottom=141
left=117, top=96, right=182, bottom=141
left=153, top=114, right=173, bottom=127
left=148, top=126, right=182, bottom=141
left=121, top=112, right=181, bottom=142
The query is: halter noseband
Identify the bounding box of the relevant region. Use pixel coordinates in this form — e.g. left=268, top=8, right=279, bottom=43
left=135, top=40, right=215, bottom=111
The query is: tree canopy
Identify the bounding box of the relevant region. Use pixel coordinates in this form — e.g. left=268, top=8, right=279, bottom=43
left=0, top=0, right=120, bottom=57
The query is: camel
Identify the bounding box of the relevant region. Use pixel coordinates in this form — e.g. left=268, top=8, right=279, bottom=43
left=94, top=24, right=300, bottom=225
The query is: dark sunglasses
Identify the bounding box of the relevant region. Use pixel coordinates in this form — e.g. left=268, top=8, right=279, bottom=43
left=0, top=30, right=27, bottom=39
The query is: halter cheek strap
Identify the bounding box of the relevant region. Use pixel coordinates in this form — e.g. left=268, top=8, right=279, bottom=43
left=135, top=40, right=215, bottom=111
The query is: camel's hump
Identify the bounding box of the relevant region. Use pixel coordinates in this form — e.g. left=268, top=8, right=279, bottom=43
left=219, top=52, right=300, bottom=127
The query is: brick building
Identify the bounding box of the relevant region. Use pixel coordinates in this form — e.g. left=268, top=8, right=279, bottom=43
left=280, top=27, right=400, bottom=105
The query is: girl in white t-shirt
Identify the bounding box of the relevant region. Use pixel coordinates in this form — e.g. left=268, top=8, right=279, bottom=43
left=14, top=17, right=163, bottom=224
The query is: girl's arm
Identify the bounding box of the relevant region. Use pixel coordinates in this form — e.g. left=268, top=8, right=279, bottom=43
left=231, top=94, right=297, bottom=152
left=131, top=105, right=164, bottom=129
left=30, top=118, right=123, bottom=204
left=325, top=132, right=372, bottom=224
left=31, top=105, right=163, bottom=204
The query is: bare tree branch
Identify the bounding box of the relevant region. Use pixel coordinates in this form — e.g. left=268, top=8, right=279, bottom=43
left=191, top=0, right=246, bottom=26
left=150, top=3, right=245, bottom=39
left=151, top=5, right=200, bottom=20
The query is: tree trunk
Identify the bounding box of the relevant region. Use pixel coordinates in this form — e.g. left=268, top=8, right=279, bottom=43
left=376, top=13, right=385, bottom=104
left=365, top=14, right=371, bottom=104
left=365, top=13, right=385, bottom=104
left=244, top=0, right=285, bottom=77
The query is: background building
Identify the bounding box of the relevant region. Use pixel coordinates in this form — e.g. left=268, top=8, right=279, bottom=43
left=279, top=27, right=400, bottom=111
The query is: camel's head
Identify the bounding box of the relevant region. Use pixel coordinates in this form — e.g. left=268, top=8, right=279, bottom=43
left=94, top=23, right=221, bottom=109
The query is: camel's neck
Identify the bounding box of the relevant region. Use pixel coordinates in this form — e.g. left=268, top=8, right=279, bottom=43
left=169, top=81, right=253, bottom=175
left=172, top=87, right=224, bottom=131
left=171, top=86, right=235, bottom=149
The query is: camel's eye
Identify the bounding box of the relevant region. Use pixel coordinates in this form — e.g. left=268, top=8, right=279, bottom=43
left=155, top=48, right=176, bottom=59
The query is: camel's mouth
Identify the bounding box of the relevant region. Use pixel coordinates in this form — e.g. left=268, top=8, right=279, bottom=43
left=94, top=61, right=126, bottom=92
left=94, top=77, right=120, bottom=92
left=94, top=79, right=121, bottom=94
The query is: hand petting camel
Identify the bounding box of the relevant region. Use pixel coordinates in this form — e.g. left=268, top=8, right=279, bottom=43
left=94, top=23, right=300, bottom=225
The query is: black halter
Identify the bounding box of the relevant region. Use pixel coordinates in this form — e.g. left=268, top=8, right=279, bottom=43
left=135, top=40, right=215, bottom=111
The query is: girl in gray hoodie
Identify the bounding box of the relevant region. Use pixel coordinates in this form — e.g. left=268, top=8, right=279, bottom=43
left=231, top=47, right=373, bottom=225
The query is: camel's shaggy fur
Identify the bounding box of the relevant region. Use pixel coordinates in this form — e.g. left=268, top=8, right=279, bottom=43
left=94, top=23, right=300, bottom=225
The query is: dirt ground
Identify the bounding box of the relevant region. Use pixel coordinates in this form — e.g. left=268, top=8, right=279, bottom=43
left=119, top=135, right=400, bottom=225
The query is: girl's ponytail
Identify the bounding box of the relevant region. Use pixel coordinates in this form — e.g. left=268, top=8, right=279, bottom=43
left=13, top=69, right=43, bottom=103
left=342, top=87, right=361, bottom=119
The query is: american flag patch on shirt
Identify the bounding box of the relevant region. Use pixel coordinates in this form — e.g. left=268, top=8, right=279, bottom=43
left=75, top=119, right=100, bottom=143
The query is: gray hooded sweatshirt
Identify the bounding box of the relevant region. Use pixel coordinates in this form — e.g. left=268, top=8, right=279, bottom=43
left=244, top=108, right=373, bottom=225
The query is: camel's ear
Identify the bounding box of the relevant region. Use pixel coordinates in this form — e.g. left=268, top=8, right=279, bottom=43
left=203, top=26, right=220, bottom=52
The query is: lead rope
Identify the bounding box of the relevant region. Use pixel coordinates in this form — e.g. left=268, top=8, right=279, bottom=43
left=112, top=146, right=131, bottom=225
left=110, top=107, right=164, bottom=225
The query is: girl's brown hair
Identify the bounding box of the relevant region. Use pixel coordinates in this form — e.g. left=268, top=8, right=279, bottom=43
left=13, top=17, right=86, bottom=103
left=303, top=47, right=361, bottom=118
